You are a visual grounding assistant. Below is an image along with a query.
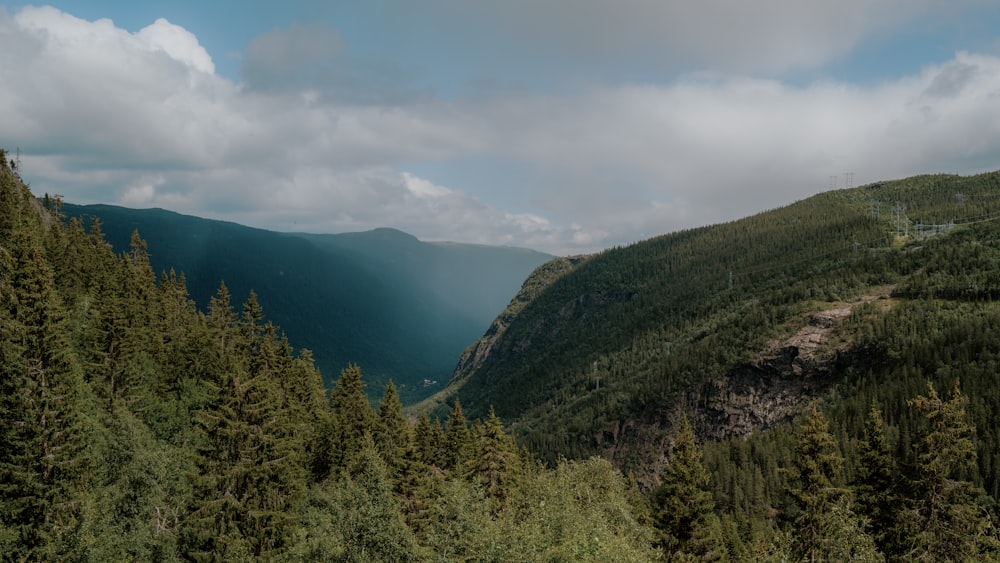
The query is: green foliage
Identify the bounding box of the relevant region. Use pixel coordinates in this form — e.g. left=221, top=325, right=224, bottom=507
left=900, top=381, right=997, bottom=562
left=291, top=437, right=419, bottom=562
left=787, top=405, right=878, bottom=562
left=325, top=364, right=379, bottom=476
left=498, top=457, right=659, bottom=562
left=61, top=203, right=552, bottom=402
left=443, top=399, right=473, bottom=472
left=650, top=415, right=720, bottom=559
left=853, top=404, right=900, bottom=554
left=14, top=156, right=1000, bottom=559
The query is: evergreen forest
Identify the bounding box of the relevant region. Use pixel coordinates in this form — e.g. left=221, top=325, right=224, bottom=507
left=5, top=148, right=1000, bottom=561
left=58, top=202, right=551, bottom=404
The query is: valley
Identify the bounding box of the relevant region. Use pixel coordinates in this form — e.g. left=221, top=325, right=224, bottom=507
left=5, top=155, right=1000, bottom=559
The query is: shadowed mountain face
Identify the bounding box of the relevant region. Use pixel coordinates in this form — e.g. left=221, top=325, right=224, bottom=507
left=61, top=203, right=552, bottom=402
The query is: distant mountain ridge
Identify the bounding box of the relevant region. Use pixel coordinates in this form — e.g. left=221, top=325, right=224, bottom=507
left=61, top=203, right=553, bottom=402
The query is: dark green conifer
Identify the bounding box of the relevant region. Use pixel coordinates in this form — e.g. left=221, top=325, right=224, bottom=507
left=789, top=404, right=879, bottom=562
left=0, top=185, right=95, bottom=558
left=325, top=364, right=378, bottom=475
left=650, top=415, right=723, bottom=560
left=467, top=407, right=521, bottom=512
left=183, top=293, right=304, bottom=560
left=902, top=380, right=998, bottom=561
left=853, top=403, right=899, bottom=555
left=414, top=412, right=443, bottom=468
left=375, top=380, right=412, bottom=478
left=444, top=399, right=473, bottom=472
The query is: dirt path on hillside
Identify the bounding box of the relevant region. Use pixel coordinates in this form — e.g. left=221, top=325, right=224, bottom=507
left=769, top=284, right=895, bottom=360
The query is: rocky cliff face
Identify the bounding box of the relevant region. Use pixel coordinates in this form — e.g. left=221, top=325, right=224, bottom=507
left=692, top=285, right=893, bottom=440
left=589, top=286, right=895, bottom=485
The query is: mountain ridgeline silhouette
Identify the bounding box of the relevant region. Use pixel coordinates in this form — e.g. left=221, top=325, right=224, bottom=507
left=61, top=203, right=552, bottom=402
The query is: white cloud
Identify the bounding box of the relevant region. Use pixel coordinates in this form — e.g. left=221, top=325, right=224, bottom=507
left=2, top=6, right=1000, bottom=256
left=402, top=172, right=450, bottom=198
left=463, top=51, right=1000, bottom=244
left=120, top=174, right=164, bottom=206
left=135, top=18, right=215, bottom=75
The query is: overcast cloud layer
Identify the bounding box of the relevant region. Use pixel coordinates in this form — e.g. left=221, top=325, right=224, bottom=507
left=2, top=3, right=1000, bottom=254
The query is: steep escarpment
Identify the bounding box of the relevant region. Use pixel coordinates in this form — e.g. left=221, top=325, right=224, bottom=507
left=415, top=254, right=589, bottom=415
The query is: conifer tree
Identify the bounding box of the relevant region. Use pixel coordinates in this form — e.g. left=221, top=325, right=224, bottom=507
left=183, top=293, right=304, bottom=560
left=789, top=404, right=879, bottom=562
left=414, top=412, right=443, bottom=468
left=467, top=407, right=521, bottom=512
left=0, top=188, right=94, bottom=558
left=375, top=380, right=411, bottom=477
left=853, top=403, right=899, bottom=555
left=444, top=399, right=473, bottom=472
left=325, top=364, right=377, bottom=475
left=650, top=415, right=723, bottom=560
left=278, top=347, right=329, bottom=484
left=902, top=380, right=998, bottom=561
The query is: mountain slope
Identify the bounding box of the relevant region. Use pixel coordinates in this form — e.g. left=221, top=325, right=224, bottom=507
left=61, top=203, right=552, bottom=401
left=437, top=171, right=1000, bottom=481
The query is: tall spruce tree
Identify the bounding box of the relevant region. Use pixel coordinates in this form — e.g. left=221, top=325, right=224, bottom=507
left=789, top=404, right=880, bottom=562
left=0, top=176, right=95, bottom=559
left=650, top=415, right=724, bottom=560
left=467, top=407, right=521, bottom=512
left=444, top=399, right=473, bottom=473
left=325, top=364, right=377, bottom=476
left=902, top=380, right=998, bottom=561
left=853, top=403, right=899, bottom=556
left=183, top=292, right=304, bottom=560
left=375, top=380, right=411, bottom=478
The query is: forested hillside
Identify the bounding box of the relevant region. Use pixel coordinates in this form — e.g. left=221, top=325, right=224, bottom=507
left=430, top=170, right=1000, bottom=558
left=0, top=153, right=658, bottom=560
left=60, top=203, right=551, bottom=402
left=7, top=148, right=1000, bottom=559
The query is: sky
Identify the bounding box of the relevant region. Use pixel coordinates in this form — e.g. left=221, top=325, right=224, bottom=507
left=2, top=2, right=1000, bottom=255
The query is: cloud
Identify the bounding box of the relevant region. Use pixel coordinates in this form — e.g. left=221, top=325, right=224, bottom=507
left=450, top=50, right=1000, bottom=245
left=2, top=6, right=1000, bottom=256
left=389, top=0, right=976, bottom=76
left=136, top=18, right=215, bottom=74
left=240, top=22, right=424, bottom=105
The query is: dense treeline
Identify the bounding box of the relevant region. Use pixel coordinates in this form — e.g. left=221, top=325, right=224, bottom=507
left=422, top=169, right=1000, bottom=558
left=58, top=203, right=551, bottom=404
left=6, top=150, right=1000, bottom=560
left=441, top=172, right=1000, bottom=464
left=0, top=155, right=657, bottom=560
